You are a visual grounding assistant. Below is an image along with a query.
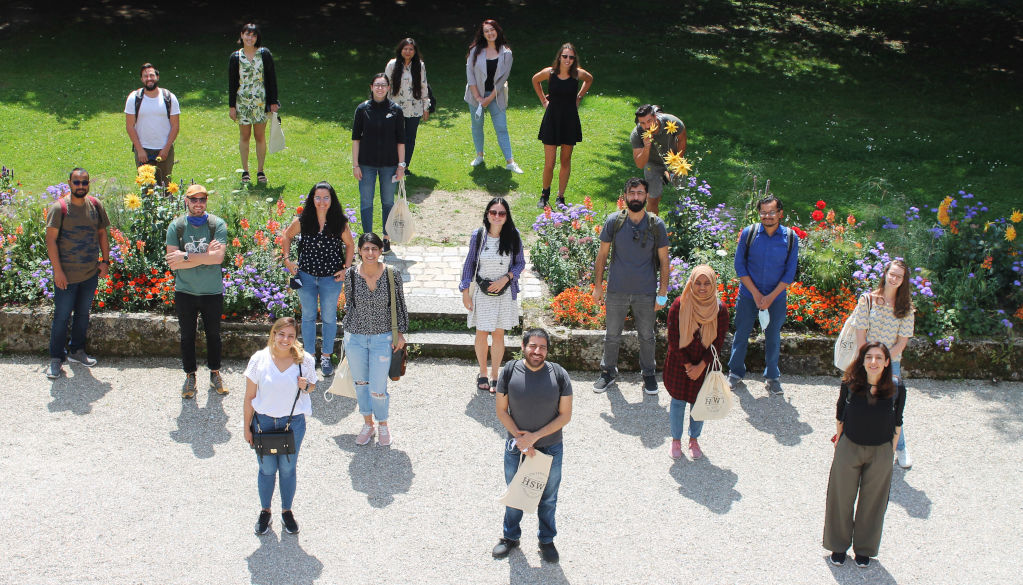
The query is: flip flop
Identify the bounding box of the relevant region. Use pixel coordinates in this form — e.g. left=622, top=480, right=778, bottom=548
left=489, top=379, right=497, bottom=394
left=476, top=376, right=490, bottom=391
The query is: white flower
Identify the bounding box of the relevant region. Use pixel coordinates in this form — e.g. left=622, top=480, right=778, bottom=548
left=716, top=249, right=727, bottom=257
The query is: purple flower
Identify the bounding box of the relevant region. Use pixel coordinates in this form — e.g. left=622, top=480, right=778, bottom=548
left=1001, top=319, right=1013, bottom=329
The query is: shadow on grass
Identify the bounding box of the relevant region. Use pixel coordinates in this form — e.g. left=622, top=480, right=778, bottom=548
left=469, top=164, right=519, bottom=195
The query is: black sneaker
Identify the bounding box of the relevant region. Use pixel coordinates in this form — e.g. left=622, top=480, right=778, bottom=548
left=281, top=510, right=299, bottom=534
left=854, top=554, right=870, bottom=568
left=492, top=537, right=519, bottom=559
left=643, top=374, right=659, bottom=395
left=382, top=239, right=392, bottom=254
left=556, top=195, right=566, bottom=207
left=830, top=551, right=847, bottom=566
left=539, top=541, right=560, bottom=563
left=254, top=510, right=271, bottom=535
left=537, top=195, right=550, bottom=209
left=593, top=371, right=615, bottom=393
left=67, top=349, right=97, bottom=367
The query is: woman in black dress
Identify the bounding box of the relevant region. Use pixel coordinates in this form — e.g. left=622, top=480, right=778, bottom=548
left=531, top=43, right=593, bottom=208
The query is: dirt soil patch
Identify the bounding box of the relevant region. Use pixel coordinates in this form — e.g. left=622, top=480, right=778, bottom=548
left=405, top=189, right=538, bottom=247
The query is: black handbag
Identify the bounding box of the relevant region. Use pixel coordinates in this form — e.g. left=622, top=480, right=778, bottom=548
left=475, top=274, right=512, bottom=297
left=251, top=364, right=303, bottom=459
left=427, top=85, right=436, bottom=114
left=386, top=267, right=408, bottom=381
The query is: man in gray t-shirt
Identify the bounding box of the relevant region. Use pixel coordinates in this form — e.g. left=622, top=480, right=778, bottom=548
left=629, top=104, right=686, bottom=214
left=493, top=328, right=573, bottom=564
left=591, top=178, right=670, bottom=395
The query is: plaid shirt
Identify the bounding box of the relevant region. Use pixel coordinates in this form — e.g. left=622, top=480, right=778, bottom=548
left=663, top=299, right=729, bottom=403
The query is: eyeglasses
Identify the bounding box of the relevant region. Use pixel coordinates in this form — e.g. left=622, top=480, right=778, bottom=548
left=758, top=210, right=780, bottom=217
left=313, top=196, right=331, bottom=202
left=488, top=210, right=507, bottom=217
left=371, top=83, right=389, bottom=88
left=560, top=54, right=576, bottom=60
left=186, top=196, right=208, bottom=203
left=71, top=180, right=90, bottom=186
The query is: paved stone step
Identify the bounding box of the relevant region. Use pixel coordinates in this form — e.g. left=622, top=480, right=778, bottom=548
left=405, top=330, right=478, bottom=361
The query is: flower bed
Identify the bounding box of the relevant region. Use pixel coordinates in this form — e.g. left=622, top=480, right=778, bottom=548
left=529, top=163, right=1023, bottom=354
left=0, top=165, right=358, bottom=321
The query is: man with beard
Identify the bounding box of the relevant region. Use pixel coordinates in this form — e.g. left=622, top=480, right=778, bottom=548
left=630, top=104, right=686, bottom=215
left=125, top=62, right=181, bottom=184
left=44, top=168, right=111, bottom=379
left=590, top=178, right=670, bottom=394
left=492, top=328, right=573, bottom=564
left=165, top=184, right=228, bottom=398
left=727, top=195, right=799, bottom=396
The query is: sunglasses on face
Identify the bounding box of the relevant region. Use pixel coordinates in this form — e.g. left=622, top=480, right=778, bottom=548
left=488, top=209, right=507, bottom=217
left=187, top=197, right=208, bottom=203
left=560, top=54, right=575, bottom=60
left=71, top=180, right=90, bottom=186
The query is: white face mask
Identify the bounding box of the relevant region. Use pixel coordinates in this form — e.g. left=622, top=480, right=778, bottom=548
left=758, top=309, right=770, bottom=330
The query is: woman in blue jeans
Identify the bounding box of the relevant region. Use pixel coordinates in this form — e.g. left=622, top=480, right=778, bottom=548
left=352, top=73, right=406, bottom=254
left=343, top=232, right=409, bottom=447
left=282, top=181, right=355, bottom=376
left=463, top=19, right=522, bottom=173
left=244, top=317, right=317, bottom=535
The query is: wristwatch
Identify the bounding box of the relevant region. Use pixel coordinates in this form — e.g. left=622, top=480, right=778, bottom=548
left=398, top=162, right=407, bottom=168
left=182, top=252, right=190, bottom=261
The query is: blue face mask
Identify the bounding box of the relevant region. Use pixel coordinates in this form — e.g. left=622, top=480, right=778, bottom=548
left=187, top=213, right=209, bottom=227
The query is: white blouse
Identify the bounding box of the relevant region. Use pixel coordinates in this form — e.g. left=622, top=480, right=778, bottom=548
left=244, top=348, right=317, bottom=417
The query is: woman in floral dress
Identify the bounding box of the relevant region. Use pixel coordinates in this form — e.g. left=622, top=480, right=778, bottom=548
left=228, top=23, right=279, bottom=184
left=384, top=38, right=429, bottom=174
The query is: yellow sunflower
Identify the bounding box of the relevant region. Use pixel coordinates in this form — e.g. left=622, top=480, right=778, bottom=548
left=668, top=156, right=693, bottom=177
left=1007, top=225, right=1017, bottom=242
left=664, top=150, right=684, bottom=170
left=664, top=120, right=679, bottom=134
left=1010, top=209, right=1023, bottom=223
left=641, top=126, right=657, bottom=140
left=167, top=182, right=180, bottom=195
left=124, top=193, right=143, bottom=211
left=937, top=196, right=953, bottom=226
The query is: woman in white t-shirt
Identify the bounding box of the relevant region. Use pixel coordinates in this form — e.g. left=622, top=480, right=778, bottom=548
left=244, top=317, right=317, bottom=536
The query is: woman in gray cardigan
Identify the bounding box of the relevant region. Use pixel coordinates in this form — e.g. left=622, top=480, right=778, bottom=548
left=464, top=19, right=522, bottom=174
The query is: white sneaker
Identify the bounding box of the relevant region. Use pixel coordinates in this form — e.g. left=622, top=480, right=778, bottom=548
left=896, top=446, right=913, bottom=469
left=505, top=161, right=524, bottom=174
left=470, top=155, right=485, bottom=167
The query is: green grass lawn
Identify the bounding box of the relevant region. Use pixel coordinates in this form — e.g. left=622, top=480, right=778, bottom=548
left=1, top=0, right=1021, bottom=230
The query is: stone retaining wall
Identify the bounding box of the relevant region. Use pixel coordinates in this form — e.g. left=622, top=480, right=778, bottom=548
left=3, top=307, right=1020, bottom=380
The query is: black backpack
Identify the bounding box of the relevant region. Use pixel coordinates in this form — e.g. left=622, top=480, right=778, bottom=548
left=742, top=223, right=797, bottom=279
left=133, top=88, right=172, bottom=120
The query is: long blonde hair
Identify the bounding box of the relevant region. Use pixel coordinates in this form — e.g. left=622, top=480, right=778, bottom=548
left=267, top=317, right=304, bottom=364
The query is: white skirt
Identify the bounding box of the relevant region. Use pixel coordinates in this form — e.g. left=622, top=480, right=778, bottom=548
left=468, top=286, right=520, bottom=332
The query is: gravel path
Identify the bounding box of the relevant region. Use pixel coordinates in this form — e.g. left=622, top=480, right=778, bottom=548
left=2, top=354, right=1020, bottom=585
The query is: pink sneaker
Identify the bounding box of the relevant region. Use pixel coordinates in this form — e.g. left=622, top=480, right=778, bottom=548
left=356, top=424, right=375, bottom=446
left=669, top=440, right=682, bottom=460
left=688, top=438, right=703, bottom=460
left=378, top=425, right=392, bottom=447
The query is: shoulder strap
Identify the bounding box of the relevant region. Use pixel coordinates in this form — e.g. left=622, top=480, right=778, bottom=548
left=499, top=359, right=517, bottom=392
left=609, top=210, right=628, bottom=263
left=552, top=363, right=568, bottom=392
left=282, top=361, right=303, bottom=431
left=206, top=213, right=221, bottom=243
left=161, top=88, right=171, bottom=118
left=472, top=227, right=485, bottom=277
left=387, top=266, right=398, bottom=339
left=133, top=88, right=144, bottom=119
left=174, top=216, right=187, bottom=248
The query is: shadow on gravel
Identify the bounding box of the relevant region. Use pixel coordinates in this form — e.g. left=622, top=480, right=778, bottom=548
left=889, top=468, right=932, bottom=519
left=333, top=434, right=415, bottom=508
left=507, top=547, right=570, bottom=584
left=909, top=381, right=1022, bottom=442
left=308, top=379, right=356, bottom=427
left=466, top=389, right=505, bottom=437
left=826, top=556, right=897, bottom=584
left=47, top=365, right=112, bottom=415
left=732, top=383, right=813, bottom=446
left=669, top=457, right=742, bottom=514
left=598, top=383, right=668, bottom=449
left=247, top=534, right=324, bottom=585
left=169, top=391, right=231, bottom=459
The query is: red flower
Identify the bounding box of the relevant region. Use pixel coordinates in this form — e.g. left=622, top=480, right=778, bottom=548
left=815, top=200, right=826, bottom=210
left=811, top=210, right=824, bottom=221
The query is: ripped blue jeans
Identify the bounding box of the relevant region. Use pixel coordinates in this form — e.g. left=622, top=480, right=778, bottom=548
left=344, top=331, right=392, bottom=421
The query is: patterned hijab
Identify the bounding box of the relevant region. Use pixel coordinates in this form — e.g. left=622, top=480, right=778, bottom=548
left=678, top=265, right=720, bottom=348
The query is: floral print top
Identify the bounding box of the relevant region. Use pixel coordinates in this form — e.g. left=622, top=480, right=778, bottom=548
left=234, top=49, right=267, bottom=124
left=384, top=58, right=429, bottom=118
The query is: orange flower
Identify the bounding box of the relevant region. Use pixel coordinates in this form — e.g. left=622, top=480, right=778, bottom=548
left=239, top=218, right=250, bottom=230
left=594, top=224, right=602, bottom=235
left=981, top=256, right=993, bottom=269
left=616, top=196, right=625, bottom=210
left=572, top=220, right=581, bottom=231
left=276, top=199, right=286, bottom=217
left=234, top=254, right=244, bottom=267
left=544, top=207, right=552, bottom=219
left=846, top=214, right=856, bottom=226
left=296, top=205, right=304, bottom=216
left=825, top=209, right=835, bottom=223
left=950, top=220, right=959, bottom=235
left=136, top=240, right=145, bottom=251
left=583, top=196, right=593, bottom=210
left=232, top=238, right=241, bottom=247
left=15, top=225, right=23, bottom=235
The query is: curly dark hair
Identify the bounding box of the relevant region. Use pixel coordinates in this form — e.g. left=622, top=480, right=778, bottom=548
left=299, top=181, right=347, bottom=238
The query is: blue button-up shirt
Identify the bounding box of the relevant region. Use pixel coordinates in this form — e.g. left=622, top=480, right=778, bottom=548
left=734, top=224, right=799, bottom=298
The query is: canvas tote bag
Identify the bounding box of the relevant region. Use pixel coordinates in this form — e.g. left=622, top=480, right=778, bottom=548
left=833, top=293, right=870, bottom=372
left=323, top=343, right=356, bottom=401
left=268, top=112, right=286, bottom=153
left=385, top=179, right=415, bottom=244
left=498, top=449, right=554, bottom=513
left=691, top=345, right=733, bottom=421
